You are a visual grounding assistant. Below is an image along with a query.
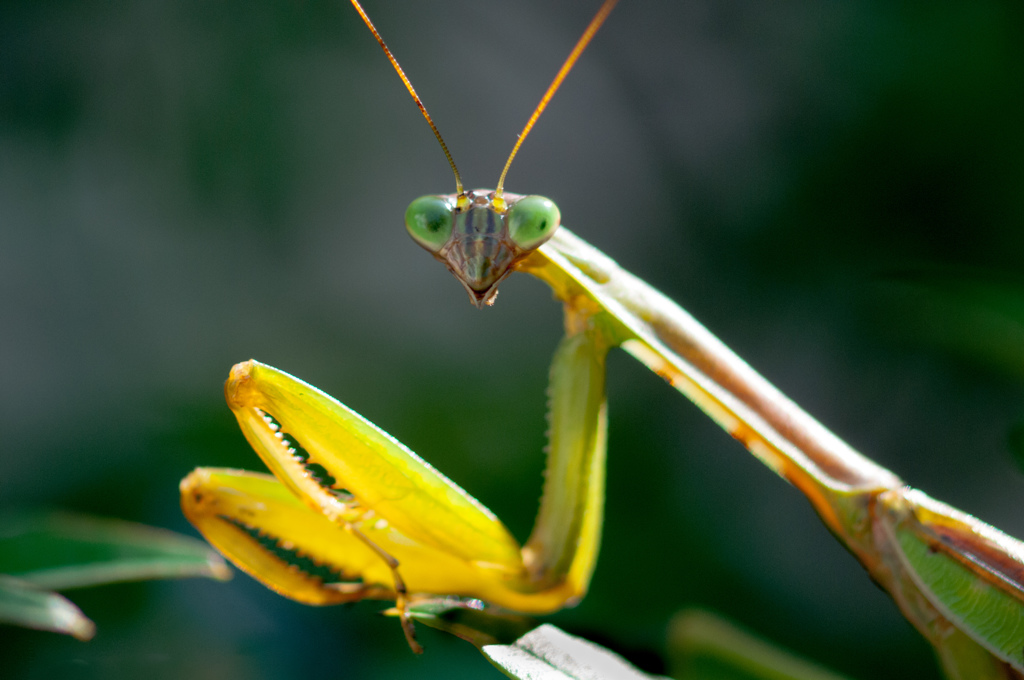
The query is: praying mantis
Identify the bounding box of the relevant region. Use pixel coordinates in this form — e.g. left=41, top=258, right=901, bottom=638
left=180, top=0, right=1024, bottom=677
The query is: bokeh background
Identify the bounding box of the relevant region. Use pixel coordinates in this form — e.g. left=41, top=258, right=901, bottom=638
left=2, top=0, right=1023, bottom=677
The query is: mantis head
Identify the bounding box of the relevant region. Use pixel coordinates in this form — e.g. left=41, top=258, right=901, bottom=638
left=349, top=0, right=609, bottom=308
left=405, top=189, right=561, bottom=307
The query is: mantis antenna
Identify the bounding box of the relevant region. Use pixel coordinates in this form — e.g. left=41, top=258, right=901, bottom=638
left=350, top=0, right=618, bottom=208
left=348, top=0, right=464, bottom=196
left=493, top=0, right=619, bottom=210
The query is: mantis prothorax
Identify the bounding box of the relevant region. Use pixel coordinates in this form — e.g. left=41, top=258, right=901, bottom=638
left=181, top=1, right=1024, bottom=676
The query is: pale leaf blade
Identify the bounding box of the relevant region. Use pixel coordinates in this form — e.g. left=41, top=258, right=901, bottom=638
left=0, top=576, right=96, bottom=640
left=0, top=511, right=231, bottom=590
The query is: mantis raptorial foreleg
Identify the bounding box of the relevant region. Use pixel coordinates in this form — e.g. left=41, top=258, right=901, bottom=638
left=182, top=308, right=610, bottom=649
left=341, top=513, right=418, bottom=651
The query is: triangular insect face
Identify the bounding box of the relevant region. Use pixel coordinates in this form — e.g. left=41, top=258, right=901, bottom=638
left=405, top=190, right=561, bottom=307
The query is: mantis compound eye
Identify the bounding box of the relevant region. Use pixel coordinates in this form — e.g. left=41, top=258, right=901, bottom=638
left=506, top=195, right=561, bottom=251
left=405, top=195, right=454, bottom=252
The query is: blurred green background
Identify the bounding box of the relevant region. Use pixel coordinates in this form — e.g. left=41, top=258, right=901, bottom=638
left=2, top=0, right=1023, bottom=677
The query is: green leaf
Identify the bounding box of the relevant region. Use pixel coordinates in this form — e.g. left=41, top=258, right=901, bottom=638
left=0, top=576, right=95, bottom=640
left=483, top=624, right=666, bottom=680
left=0, top=511, right=231, bottom=590
left=668, top=610, right=854, bottom=680
left=407, top=599, right=665, bottom=680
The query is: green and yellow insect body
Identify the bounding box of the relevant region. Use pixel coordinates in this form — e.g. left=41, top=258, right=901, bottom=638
left=180, top=0, right=1024, bottom=674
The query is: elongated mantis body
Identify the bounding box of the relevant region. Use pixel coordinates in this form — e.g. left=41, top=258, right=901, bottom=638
left=181, top=1, right=1024, bottom=677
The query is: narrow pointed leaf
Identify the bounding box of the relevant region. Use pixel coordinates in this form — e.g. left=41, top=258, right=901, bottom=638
left=0, top=511, right=231, bottom=590
left=0, top=576, right=95, bottom=640
left=668, top=609, right=854, bottom=680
